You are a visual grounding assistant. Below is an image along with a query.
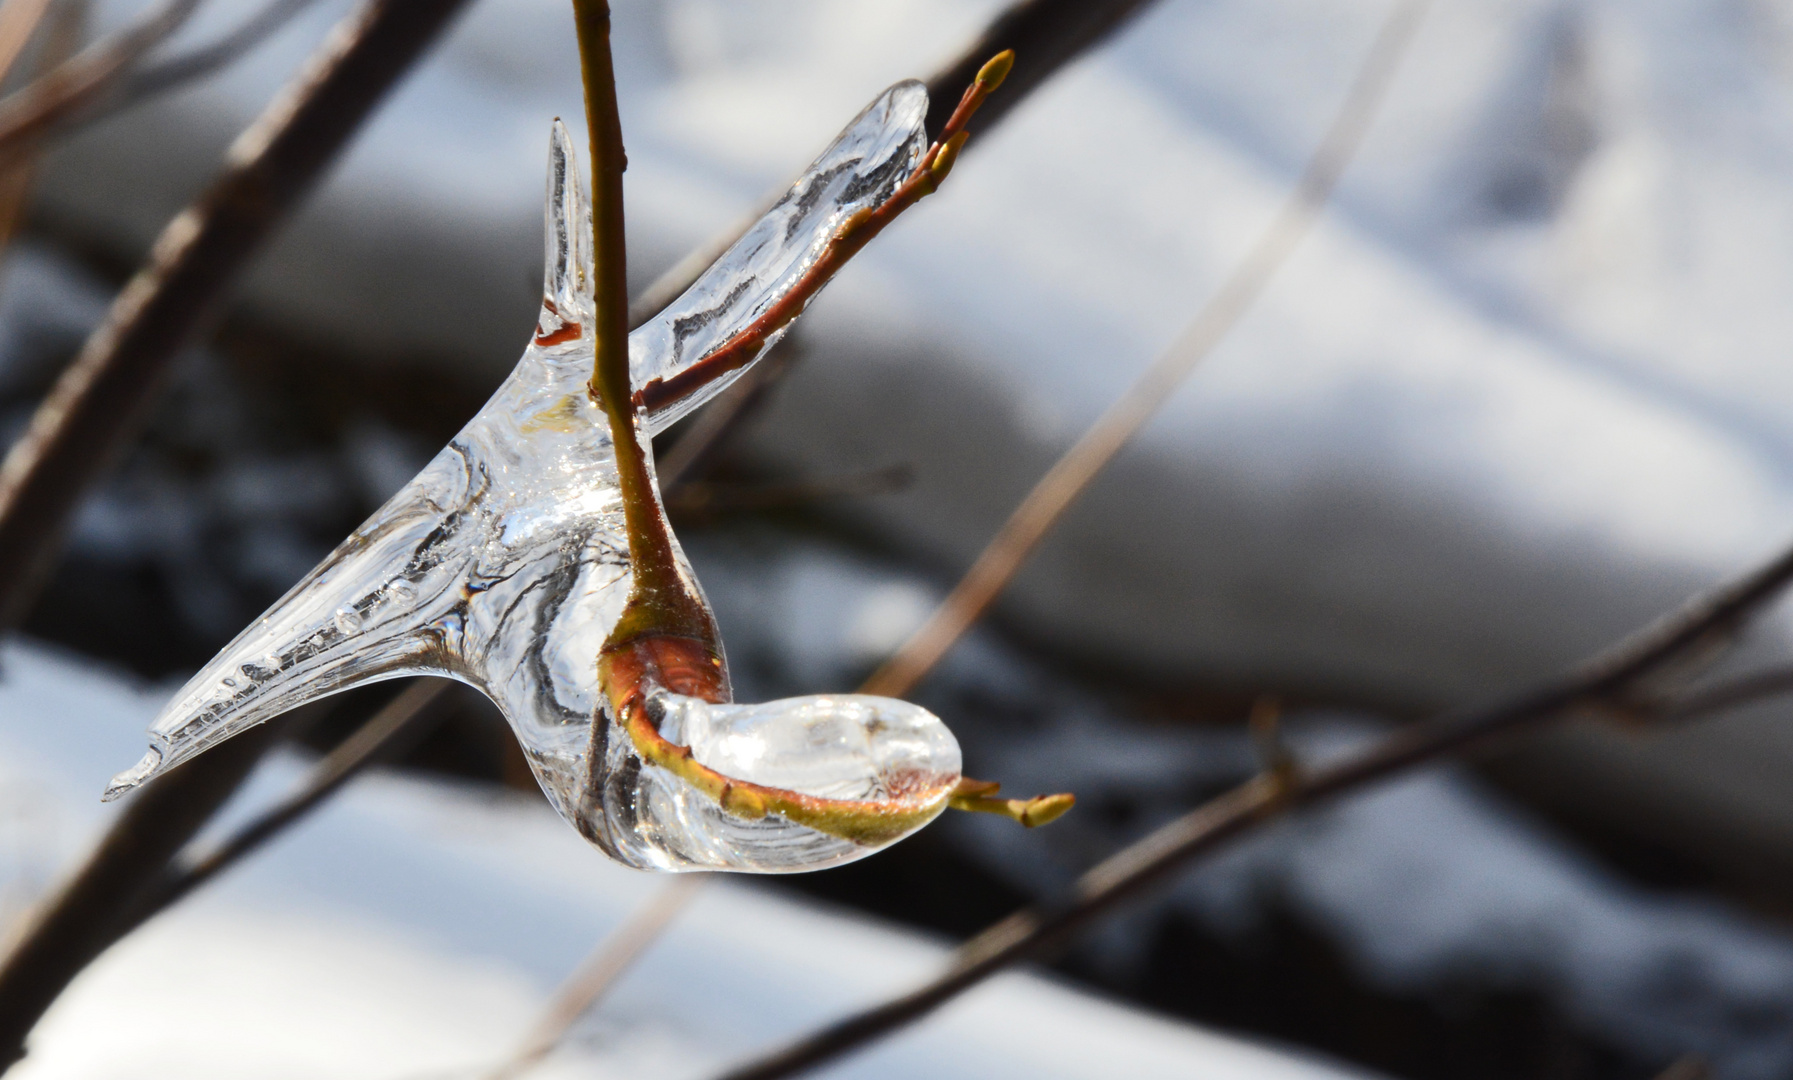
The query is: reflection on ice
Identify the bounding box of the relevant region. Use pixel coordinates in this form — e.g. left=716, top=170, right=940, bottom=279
left=106, top=83, right=960, bottom=873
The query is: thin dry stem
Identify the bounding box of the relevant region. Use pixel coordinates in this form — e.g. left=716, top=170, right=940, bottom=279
left=0, top=0, right=56, bottom=88
left=137, top=680, right=451, bottom=921
left=0, top=0, right=200, bottom=165
left=858, top=0, right=1432, bottom=699
left=0, top=0, right=81, bottom=256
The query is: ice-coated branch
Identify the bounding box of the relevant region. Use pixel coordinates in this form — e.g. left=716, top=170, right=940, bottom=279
left=632, top=52, right=1011, bottom=418
left=711, top=536, right=1793, bottom=1080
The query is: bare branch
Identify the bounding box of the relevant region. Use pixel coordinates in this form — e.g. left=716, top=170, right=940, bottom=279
left=860, top=0, right=1432, bottom=698
left=0, top=0, right=472, bottom=1062
left=0, top=0, right=202, bottom=163
left=0, top=0, right=472, bottom=633
left=710, top=535, right=1793, bottom=1080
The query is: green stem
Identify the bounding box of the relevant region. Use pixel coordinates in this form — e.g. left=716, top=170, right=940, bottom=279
left=571, top=0, right=713, bottom=648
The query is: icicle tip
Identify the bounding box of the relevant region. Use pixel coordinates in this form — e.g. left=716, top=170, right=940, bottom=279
left=102, top=747, right=162, bottom=802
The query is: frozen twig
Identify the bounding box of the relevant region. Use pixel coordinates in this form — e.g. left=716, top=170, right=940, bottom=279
left=711, top=535, right=1793, bottom=1080
left=632, top=51, right=1013, bottom=417
left=860, top=0, right=1433, bottom=698
left=497, top=3, right=1168, bottom=1044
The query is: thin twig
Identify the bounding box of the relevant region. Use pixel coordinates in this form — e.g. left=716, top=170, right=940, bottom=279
left=1639, top=666, right=1793, bottom=725
left=0, top=0, right=201, bottom=164
left=483, top=875, right=705, bottom=1080
left=666, top=464, right=912, bottom=518
left=655, top=346, right=792, bottom=489
left=103, top=0, right=322, bottom=114
left=0, top=0, right=82, bottom=256
left=712, top=534, right=1793, bottom=1080
left=508, top=7, right=1186, bottom=1057
left=860, top=0, right=1431, bottom=698
left=631, top=54, right=1011, bottom=417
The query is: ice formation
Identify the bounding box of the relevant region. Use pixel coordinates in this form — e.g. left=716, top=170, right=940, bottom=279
left=105, top=82, right=963, bottom=873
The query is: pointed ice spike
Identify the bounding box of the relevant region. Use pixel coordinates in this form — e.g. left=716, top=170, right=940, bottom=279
left=110, top=85, right=962, bottom=875
left=631, top=80, right=929, bottom=433
left=543, top=118, right=593, bottom=331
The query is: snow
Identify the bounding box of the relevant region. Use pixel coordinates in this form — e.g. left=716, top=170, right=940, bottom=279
left=0, top=642, right=1368, bottom=1079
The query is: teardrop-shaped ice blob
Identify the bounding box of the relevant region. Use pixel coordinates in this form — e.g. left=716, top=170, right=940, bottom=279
left=598, top=693, right=962, bottom=872
left=104, top=83, right=949, bottom=875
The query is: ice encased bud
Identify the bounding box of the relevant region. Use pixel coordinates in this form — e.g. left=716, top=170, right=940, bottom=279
left=103, top=82, right=941, bottom=874
left=599, top=693, right=962, bottom=872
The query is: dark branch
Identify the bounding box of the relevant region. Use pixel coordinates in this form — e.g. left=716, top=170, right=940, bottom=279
left=711, top=539, right=1793, bottom=1080
left=0, top=0, right=472, bottom=633
left=0, top=0, right=472, bottom=1065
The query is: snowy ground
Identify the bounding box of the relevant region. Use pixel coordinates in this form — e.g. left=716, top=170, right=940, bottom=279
left=0, top=642, right=1369, bottom=1080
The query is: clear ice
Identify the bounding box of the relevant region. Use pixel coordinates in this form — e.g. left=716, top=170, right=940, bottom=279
left=104, top=81, right=963, bottom=873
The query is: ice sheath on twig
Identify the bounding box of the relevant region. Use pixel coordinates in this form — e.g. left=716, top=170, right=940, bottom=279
left=106, top=76, right=999, bottom=873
